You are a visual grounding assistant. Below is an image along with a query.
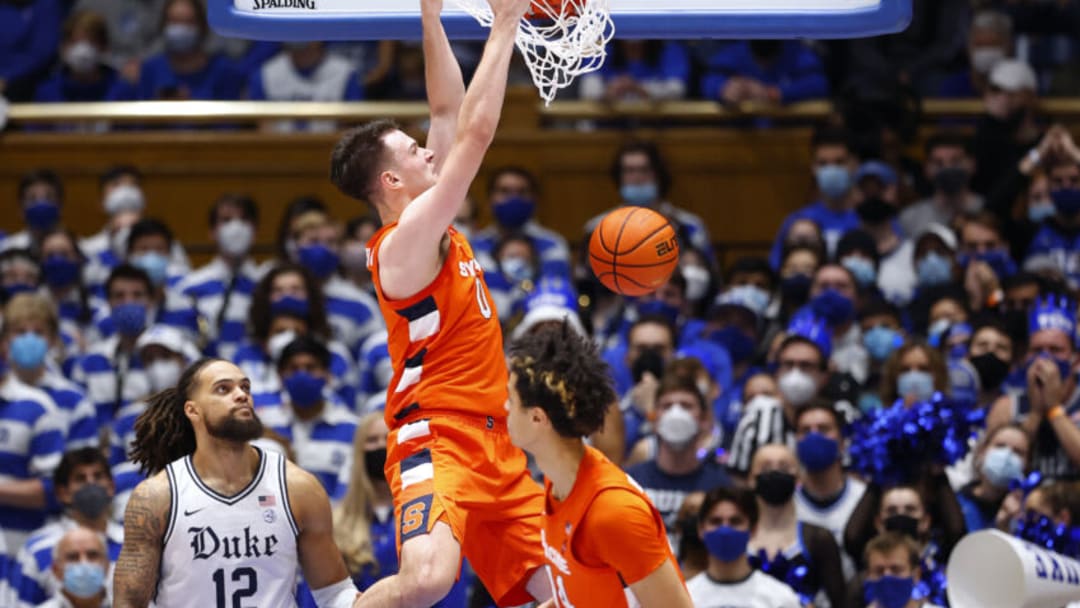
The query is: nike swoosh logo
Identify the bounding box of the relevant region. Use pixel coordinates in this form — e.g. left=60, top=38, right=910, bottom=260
left=183, top=508, right=206, bottom=516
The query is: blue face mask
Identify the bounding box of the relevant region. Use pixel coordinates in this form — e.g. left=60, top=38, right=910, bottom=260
left=284, top=371, right=326, bottom=408
left=621, top=183, right=659, bottom=206
left=842, top=256, right=877, bottom=287
left=863, top=575, right=914, bottom=608
left=1052, top=187, right=1080, bottom=217
left=131, top=252, right=170, bottom=287
left=809, top=288, right=854, bottom=327
left=797, top=432, right=839, bottom=471
left=111, top=302, right=147, bottom=337
left=63, top=561, right=106, bottom=599
left=492, top=197, right=535, bottom=230
left=897, top=370, right=935, bottom=402
left=701, top=525, right=750, bottom=562
left=635, top=299, right=680, bottom=327
left=815, top=165, right=852, bottom=199
left=23, top=199, right=60, bottom=232
left=297, top=244, right=340, bottom=280
left=9, top=331, right=48, bottom=370
left=780, top=273, right=812, bottom=304
left=916, top=252, right=953, bottom=287
left=42, top=255, right=81, bottom=289
left=1028, top=203, right=1056, bottom=223
left=863, top=325, right=902, bottom=361
left=709, top=326, right=756, bottom=365
left=500, top=256, right=535, bottom=284
left=271, top=295, right=309, bottom=317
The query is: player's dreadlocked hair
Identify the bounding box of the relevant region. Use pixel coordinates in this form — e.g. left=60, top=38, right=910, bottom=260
left=130, top=358, right=223, bottom=476
left=508, top=320, right=616, bottom=438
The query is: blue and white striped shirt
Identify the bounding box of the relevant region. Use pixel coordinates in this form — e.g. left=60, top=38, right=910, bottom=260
left=161, top=257, right=267, bottom=360
left=8, top=517, right=123, bottom=608
left=71, top=336, right=149, bottom=429
left=36, top=368, right=99, bottom=450
left=357, top=330, right=390, bottom=413
left=0, top=377, right=67, bottom=554
left=107, top=398, right=147, bottom=526
left=471, top=221, right=572, bottom=280
left=234, top=339, right=361, bottom=412
left=254, top=390, right=357, bottom=501
left=323, top=275, right=384, bottom=354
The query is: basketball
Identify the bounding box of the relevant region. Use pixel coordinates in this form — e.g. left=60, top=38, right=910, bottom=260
left=589, top=206, right=679, bottom=297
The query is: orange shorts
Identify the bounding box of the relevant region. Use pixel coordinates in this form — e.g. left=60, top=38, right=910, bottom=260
left=386, top=413, right=545, bottom=606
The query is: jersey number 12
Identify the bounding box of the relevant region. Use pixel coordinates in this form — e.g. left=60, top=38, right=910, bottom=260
left=213, top=567, right=257, bottom=608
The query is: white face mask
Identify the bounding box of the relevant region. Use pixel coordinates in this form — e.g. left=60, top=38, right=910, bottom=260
left=778, top=369, right=818, bottom=406
left=146, top=359, right=183, bottom=393
left=64, top=41, right=100, bottom=74
left=217, top=219, right=254, bottom=258
left=656, top=403, right=698, bottom=449
left=104, top=185, right=145, bottom=216
left=267, top=330, right=298, bottom=362
left=681, top=265, right=710, bottom=302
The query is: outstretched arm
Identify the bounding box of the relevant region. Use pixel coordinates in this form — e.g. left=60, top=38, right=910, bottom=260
left=113, top=473, right=171, bottom=608
left=422, top=0, right=465, bottom=171
left=379, top=0, right=530, bottom=297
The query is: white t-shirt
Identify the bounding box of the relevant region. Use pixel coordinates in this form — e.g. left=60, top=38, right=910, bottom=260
left=686, top=570, right=801, bottom=608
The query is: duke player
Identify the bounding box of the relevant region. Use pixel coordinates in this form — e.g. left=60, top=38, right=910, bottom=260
left=329, top=0, right=553, bottom=606
left=112, top=359, right=358, bottom=608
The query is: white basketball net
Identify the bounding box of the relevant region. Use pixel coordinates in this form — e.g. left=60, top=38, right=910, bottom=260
left=449, top=0, right=615, bottom=105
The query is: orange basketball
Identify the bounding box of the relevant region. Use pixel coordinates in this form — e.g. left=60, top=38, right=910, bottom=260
left=527, top=0, right=576, bottom=19
left=588, top=206, right=679, bottom=297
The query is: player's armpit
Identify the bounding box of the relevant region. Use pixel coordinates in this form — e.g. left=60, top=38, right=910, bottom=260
left=627, top=559, right=693, bottom=608
left=286, top=462, right=352, bottom=589
left=113, top=473, right=171, bottom=608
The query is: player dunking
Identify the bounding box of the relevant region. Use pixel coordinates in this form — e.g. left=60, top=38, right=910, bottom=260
left=329, top=0, right=551, bottom=606
left=112, top=359, right=358, bottom=608
left=506, top=322, right=692, bottom=608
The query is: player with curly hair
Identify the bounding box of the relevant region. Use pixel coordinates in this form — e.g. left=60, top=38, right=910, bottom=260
left=506, top=322, right=692, bottom=608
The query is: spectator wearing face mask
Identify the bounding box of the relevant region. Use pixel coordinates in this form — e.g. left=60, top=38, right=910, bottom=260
left=0, top=250, right=42, bottom=314
left=39, top=229, right=101, bottom=375
left=248, top=41, right=363, bottom=133
left=791, top=403, right=867, bottom=579
left=238, top=263, right=360, bottom=410
left=957, top=212, right=1016, bottom=314
left=584, top=141, right=713, bottom=264
left=1024, top=133, right=1080, bottom=289
left=4, top=169, right=65, bottom=255
left=777, top=245, right=824, bottom=324
left=728, top=320, right=831, bottom=477
left=963, top=318, right=1015, bottom=412
left=844, top=482, right=964, bottom=606
left=838, top=228, right=884, bottom=298
left=132, top=0, right=242, bottom=101
left=471, top=167, right=571, bottom=281
left=2, top=294, right=98, bottom=451
left=857, top=533, right=945, bottom=608
left=899, top=135, right=982, bottom=239
left=0, top=0, right=62, bottom=102
left=104, top=324, right=199, bottom=524
left=258, top=336, right=357, bottom=501
left=34, top=11, right=130, bottom=104
left=956, top=423, right=1030, bottom=533
left=626, top=376, right=731, bottom=547
left=805, top=263, right=870, bottom=384
left=852, top=161, right=918, bottom=307
left=907, top=224, right=962, bottom=332
left=163, top=194, right=263, bottom=360
left=746, top=444, right=847, bottom=608
left=9, top=449, right=121, bottom=608
left=988, top=296, right=1080, bottom=481
left=282, top=208, right=383, bottom=356
left=938, top=10, right=1014, bottom=99
left=879, top=342, right=949, bottom=409
left=618, top=315, right=678, bottom=449
left=72, top=265, right=157, bottom=428
left=486, top=233, right=541, bottom=325
left=856, top=299, right=905, bottom=412
left=0, top=346, right=66, bottom=562
left=121, top=218, right=185, bottom=295
left=770, top=127, right=861, bottom=270
left=33, top=526, right=111, bottom=608
left=687, top=487, right=802, bottom=608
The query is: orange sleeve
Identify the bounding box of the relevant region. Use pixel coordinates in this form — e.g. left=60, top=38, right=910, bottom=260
left=573, top=488, right=671, bottom=585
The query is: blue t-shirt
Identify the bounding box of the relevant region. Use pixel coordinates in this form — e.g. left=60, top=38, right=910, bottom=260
left=136, top=52, right=243, bottom=100
left=626, top=458, right=731, bottom=535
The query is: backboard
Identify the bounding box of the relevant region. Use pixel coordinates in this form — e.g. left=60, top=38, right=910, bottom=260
left=210, top=0, right=912, bottom=41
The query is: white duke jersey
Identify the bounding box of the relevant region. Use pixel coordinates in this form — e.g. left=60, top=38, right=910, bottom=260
left=794, top=477, right=866, bottom=578
left=154, top=447, right=299, bottom=608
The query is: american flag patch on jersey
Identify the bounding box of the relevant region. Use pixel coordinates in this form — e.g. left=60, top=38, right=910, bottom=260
left=258, top=495, right=276, bottom=507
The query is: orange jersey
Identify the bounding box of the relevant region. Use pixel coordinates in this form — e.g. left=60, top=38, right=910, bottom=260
left=543, top=446, right=681, bottom=608
left=367, top=224, right=506, bottom=428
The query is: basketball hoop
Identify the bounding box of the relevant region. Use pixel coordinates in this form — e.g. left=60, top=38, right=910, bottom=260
left=449, top=0, right=614, bottom=105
